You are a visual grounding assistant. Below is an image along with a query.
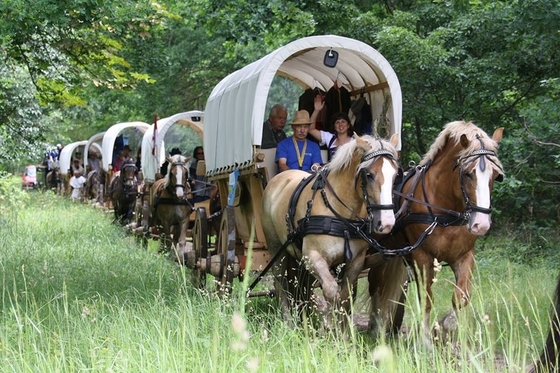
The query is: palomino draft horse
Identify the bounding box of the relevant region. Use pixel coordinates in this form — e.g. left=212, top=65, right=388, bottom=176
left=367, top=121, right=504, bottom=347
left=149, top=154, right=193, bottom=259
left=85, top=168, right=106, bottom=205
left=109, top=158, right=139, bottom=225
left=261, top=134, right=400, bottom=331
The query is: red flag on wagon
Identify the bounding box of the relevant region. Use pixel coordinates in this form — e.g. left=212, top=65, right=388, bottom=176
left=152, top=114, right=158, bottom=156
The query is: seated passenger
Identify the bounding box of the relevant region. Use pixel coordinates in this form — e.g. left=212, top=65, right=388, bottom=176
left=275, top=110, right=323, bottom=173
left=261, top=104, right=288, bottom=149
left=87, top=151, right=101, bottom=173
left=160, top=147, right=182, bottom=176
left=113, top=152, right=124, bottom=172
left=189, top=146, right=217, bottom=203
left=307, top=95, right=355, bottom=162
left=70, top=158, right=85, bottom=176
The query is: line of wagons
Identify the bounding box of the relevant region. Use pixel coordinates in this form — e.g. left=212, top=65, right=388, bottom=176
left=54, top=34, right=427, bottom=333
left=56, top=35, right=403, bottom=298
left=43, top=34, right=512, bottom=346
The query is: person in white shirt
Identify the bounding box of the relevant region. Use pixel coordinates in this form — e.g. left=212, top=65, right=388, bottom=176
left=69, top=171, right=86, bottom=201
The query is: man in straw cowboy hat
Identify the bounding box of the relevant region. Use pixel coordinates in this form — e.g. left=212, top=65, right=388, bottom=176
left=275, top=110, right=323, bottom=173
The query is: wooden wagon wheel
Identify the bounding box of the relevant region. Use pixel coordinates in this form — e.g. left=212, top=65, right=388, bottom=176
left=216, top=205, right=236, bottom=294
left=191, top=207, right=208, bottom=288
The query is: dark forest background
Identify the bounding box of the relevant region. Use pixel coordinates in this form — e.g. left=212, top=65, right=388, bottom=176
left=1, top=0, right=558, bottom=254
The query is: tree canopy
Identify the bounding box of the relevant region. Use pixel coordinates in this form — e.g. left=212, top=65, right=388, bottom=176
left=1, top=0, right=558, bottom=227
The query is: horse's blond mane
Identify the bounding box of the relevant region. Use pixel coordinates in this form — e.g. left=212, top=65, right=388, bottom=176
left=420, top=121, right=501, bottom=166
left=327, top=135, right=398, bottom=174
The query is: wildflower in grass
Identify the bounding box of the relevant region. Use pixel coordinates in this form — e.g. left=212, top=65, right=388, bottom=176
left=371, top=344, right=394, bottom=370
left=261, top=328, right=269, bottom=342
left=482, top=314, right=491, bottom=325
left=246, top=357, right=260, bottom=372
left=231, top=311, right=250, bottom=351
left=433, top=258, right=442, bottom=273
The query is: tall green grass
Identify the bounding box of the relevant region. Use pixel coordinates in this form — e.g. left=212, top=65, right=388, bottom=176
left=0, top=192, right=556, bottom=372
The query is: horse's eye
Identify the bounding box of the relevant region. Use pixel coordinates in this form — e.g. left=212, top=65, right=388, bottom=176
left=464, top=171, right=474, bottom=180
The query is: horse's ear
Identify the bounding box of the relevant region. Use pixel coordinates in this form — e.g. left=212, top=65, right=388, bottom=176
left=460, top=134, right=470, bottom=149
left=166, top=156, right=172, bottom=163
left=492, top=127, right=504, bottom=143
left=355, top=136, right=368, bottom=150
left=389, top=133, right=399, bottom=148
left=185, top=156, right=191, bottom=163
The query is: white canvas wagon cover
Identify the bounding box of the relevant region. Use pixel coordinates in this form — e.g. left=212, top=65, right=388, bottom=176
left=101, top=121, right=150, bottom=172
left=141, top=111, right=204, bottom=183
left=83, top=132, right=104, bottom=171
left=204, top=35, right=402, bottom=175
left=59, top=140, right=87, bottom=176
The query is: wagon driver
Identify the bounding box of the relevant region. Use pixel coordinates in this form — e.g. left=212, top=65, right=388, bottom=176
left=275, top=110, right=323, bottom=173
left=260, top=104, right=287, bottom=149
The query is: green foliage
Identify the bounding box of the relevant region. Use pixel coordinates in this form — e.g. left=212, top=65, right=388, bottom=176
left=0, top=64, right=47, bottom=166
left=0, top=172, right=29, bottom=217
left=494, top=78, right=560, bottom=226
left=0, top=0, right=170, bottom=105
left=1, top=0, right=559, bottom=233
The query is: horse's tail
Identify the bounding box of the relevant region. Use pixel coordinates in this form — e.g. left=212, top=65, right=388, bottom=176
left=363, top=254, right=408, bottom=334
left=530, top=275, right=560, bottom=373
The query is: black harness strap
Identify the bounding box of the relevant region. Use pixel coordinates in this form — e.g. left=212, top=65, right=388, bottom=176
left=247, top=238, right=295, bottom=293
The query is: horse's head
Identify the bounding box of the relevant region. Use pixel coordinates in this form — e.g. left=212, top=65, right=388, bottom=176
left=357, top=134, right=400, bottom=234
left=165, top=154, right=190, bottom=199
left=120, top=159, right=137, bottom=189
left=454, top=124, right=504, bottom=235
left=329, top=134, right=400, bottom=234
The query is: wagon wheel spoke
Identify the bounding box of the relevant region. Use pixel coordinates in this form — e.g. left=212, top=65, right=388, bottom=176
left=192, top=207, right=208, bottom=288
left=216, top=205, right=236, bottom=295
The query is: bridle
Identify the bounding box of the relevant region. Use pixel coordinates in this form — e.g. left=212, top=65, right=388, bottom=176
left=120, top=163, right=137, bottom=190
left=167, top=161, right=190, bottom=198
left=453, top=136, right=504, bottom=216
left=358, top=145, right=399, bottom=223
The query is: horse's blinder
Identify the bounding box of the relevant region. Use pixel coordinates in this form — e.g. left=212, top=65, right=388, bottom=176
left=120, top=163, right=138, bottom=192
left=359, top=149, right=397, bottom=233
left=453, top=148, right=504, bottom=216
left=168, top=161, right=190, bottom=196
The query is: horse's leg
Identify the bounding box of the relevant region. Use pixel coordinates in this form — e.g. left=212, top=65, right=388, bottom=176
left=439, top=250, right=475, bottom=338
left=159, top=219, right=172, bottom=254
left=273, top=254, right=297, bottom=328
left=337, top=250, right=366, bottom=331
left=305, top=249, right=342, bottom=331
left=175, top=217, right=190, bottom=264
left=410, top=250, right=436, bottom=349
left=367, top=255, right=409, bottom=337
left=113, top=199, right=119, bottom=223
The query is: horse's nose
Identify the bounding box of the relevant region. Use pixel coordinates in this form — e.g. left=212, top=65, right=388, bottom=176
left=469, top=213, right=491, bottom=236
left=376, top=211, right=396, bottom=234
left=176, top=186, right=184, bottom=198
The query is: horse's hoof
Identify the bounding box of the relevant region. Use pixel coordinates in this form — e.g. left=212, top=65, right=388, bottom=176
left=441, top=311, right=458, bottom=332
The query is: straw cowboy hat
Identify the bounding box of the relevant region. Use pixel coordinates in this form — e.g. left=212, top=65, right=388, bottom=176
left=290, top=110, right=313, bottom=126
